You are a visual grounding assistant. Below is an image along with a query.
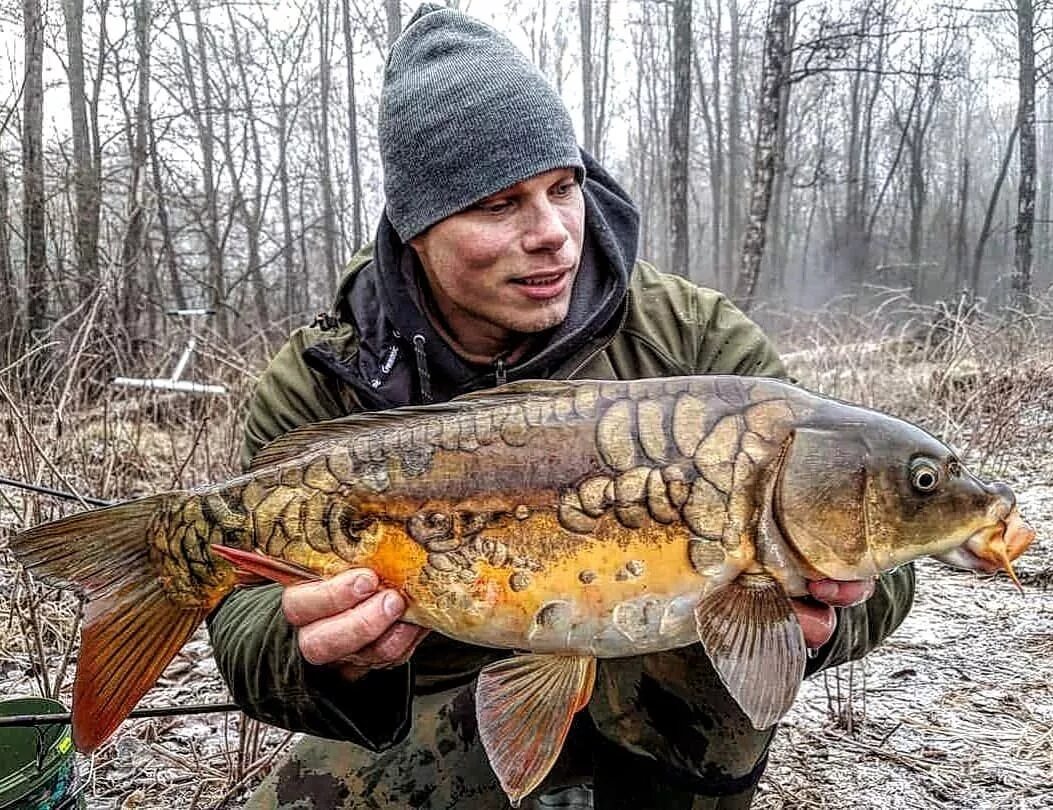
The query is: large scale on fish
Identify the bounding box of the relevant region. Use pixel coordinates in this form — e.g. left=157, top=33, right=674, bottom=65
left=10, top=375, right=1035, bottom=805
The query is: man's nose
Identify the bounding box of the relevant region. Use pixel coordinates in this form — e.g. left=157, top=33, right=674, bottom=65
left=522, top=198, right=570, bottom=252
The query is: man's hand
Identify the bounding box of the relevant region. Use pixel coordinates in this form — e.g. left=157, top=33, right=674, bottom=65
left=791, top=579, right=875, bottom=650
left=282, top=569, right=430, bottom=681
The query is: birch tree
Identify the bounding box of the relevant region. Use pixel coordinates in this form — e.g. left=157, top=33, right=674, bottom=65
left=736, top=0, right=792, bottom=310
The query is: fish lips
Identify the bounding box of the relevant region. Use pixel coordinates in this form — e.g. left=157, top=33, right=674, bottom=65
left=936, top=508, right=1036, bottom=574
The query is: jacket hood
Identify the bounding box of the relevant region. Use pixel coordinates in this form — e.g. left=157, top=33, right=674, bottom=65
left=313, top=150, right=639, bottom=409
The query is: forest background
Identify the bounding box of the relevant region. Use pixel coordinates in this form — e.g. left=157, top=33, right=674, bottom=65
left=1, top=0, right=1050, bottom=364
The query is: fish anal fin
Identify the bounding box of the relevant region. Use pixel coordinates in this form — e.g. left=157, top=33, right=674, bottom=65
left=211, top=544, right=321, bottom=586
left=73, top=586, right=208, bottom=752
left=476, top=654, right=596, bottom=807
left=695, top=574, right=805, bottom=730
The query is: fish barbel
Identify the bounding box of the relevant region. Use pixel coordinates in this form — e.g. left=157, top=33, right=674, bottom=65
left=9, top=375, right=1035, bottom=804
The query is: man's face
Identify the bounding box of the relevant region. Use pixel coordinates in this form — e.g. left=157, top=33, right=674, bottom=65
left=409, top=167, right=585, bottom=360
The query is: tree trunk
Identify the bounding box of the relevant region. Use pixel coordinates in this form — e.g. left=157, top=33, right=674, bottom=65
left=62, top=0, right=102, bottom=305
left=341, top=0, right=364, bottom=249
left=0, top=150, right=16, bottom=337
left=669, top=0, right=692, bottom=278
left=119, top=0, right=152, bottom=349
left=724, top=0, right=742, bottom=289
left=148, top=119, right=185, bottom=312
left=318, top=0, right=339, bottom=290
left=971, top=123, right=1020, bottom=294
left=953, top=157, right=970, bottom=292
left=385, top=0, right=400, bottom=47
left=1012, top=0, right=1035, bottom=311
left=224, top=8, right=270, bottom=327
left=23, top=0, right=48, bottom=343
left=174, top=0, right=226, bottom=334
left=577, top=0, right=611, bottom=159
left=578, top=0, right=594, bottom=155
left=596, top=0, right=612, bottom=162
left=278, top=95, right=297, bottom=317
left=1041, top=87, right=1053, bottom=279
left=735, top=0, right=790, bottom=311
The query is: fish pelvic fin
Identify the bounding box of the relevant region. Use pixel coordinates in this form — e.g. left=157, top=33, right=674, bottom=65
left=211, top=544, right=322, bottom=586
left=695, top=574, right=806, bottom=730
left=8, top=496, right=221, bottom=752
left=476, top=653, right=596, bottom=807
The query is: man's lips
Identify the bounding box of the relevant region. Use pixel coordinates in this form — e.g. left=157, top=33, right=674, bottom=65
left=510, top=269, right=573, bottom=299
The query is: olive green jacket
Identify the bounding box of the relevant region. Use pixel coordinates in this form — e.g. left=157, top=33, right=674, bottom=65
left=207, top=261, right=915, bottom=761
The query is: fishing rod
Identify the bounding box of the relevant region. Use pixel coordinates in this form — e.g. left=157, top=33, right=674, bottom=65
left=0, top=476, right=114, bottom=508
left=1, top=477, right=243, bottom=727
left=0, top=703, right=242, bottom=728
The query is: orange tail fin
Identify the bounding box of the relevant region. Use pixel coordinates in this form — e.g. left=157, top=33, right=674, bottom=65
left=8, top=495, right=214, bottom=752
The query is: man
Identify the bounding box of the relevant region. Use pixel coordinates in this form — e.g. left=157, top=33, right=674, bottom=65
left=208, top=5, right=915, bottom=808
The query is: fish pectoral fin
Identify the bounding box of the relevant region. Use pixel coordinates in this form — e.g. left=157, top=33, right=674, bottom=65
left=694, top=575, right=806, bottom=730
left=211, top=544, right=322, bottom=586
left=476, top=653, right=596, bottom=807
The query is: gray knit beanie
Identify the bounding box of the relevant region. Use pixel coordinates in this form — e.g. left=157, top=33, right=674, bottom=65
left=380, top=3, right=584, bottom=242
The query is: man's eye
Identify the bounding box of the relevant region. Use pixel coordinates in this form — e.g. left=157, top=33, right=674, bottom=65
left=478, top=200, right=511, bottom=214
left=554, top=182, right=577, bottom=196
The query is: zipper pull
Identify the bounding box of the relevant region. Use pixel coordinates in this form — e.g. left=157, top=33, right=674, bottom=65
left=495, top=358, right=507, bottom=387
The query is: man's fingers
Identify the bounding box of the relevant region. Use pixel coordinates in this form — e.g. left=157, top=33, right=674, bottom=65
left=808, top=578, right=875, bottom=608
left=297, top=589, right=406, bottom=665
left=791, top=598, right=837, bottom=650
left=341, top=624, right=431, bottom=669
left=282, top=568, right=378, bottom=627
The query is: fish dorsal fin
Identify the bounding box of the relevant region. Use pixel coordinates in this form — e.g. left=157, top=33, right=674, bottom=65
left=694, top=575, right=806, bottom=730
left=248, top=403, right=478, bottom=471
left=454, top=379, right=580, bottom=400
left=476, top=653, right=596, bottom=807
left=249, top=384, right=576, bottom=472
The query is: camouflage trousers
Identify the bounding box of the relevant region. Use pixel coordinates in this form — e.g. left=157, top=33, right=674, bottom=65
left=243, top=647, right=774, bottom=810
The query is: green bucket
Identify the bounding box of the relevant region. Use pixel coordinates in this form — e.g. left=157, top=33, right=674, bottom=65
left=0, top=698, right=82, bottom=810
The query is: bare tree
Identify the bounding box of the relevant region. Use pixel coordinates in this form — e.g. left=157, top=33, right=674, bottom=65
left=23, top=0, right=48, bottom=343
left=317, top=0, right=339, bottom=288
left=117, top=0, right=152, bottom=346
left=0, top=149, right=16, bottom=335
left=385, top=0, right=400, bottom=46
left=736, top=0, right=793, bottom=310
left=669, top=0, right=692, bottom=278
left=724, top=0, right=743, bottom=286
left=221, top=6, right=270, bottom=326
left=62, top=0, right=103, bottom=305
left=1013, top=0, right=1036, bottom=310
left=578, top=0, right=611, bottom=158
left=971, top=122, right=1020, bottom=293
left=341, top=0, right=364, bottom=248
left=173, top=0, right=227, bottom=334
left=579, top=0, right=595, bottom=154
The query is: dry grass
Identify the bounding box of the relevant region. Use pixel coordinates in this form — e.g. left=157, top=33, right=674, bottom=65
left=1, top=291, right=1051, bottom=808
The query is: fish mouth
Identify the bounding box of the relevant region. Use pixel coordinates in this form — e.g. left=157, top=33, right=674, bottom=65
left=940, top=507, right=1035, bottom=589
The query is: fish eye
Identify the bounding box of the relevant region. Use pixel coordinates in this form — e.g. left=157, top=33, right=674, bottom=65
left=910, top=459, right=941, bottom=493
